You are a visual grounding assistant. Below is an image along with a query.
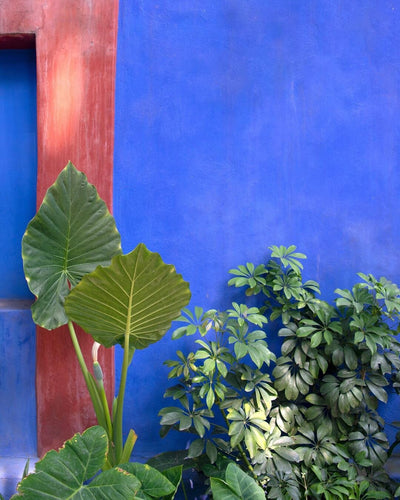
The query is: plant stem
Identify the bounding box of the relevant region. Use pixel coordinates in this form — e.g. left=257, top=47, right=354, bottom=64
left=95, top=374, right=113, bottom=440
left=68, top=321, right=107, bottom=430
left=68, top=321, right=90, bottom=381
left=180, top=477, right=189, bottom=500
left=302, top=472, right=310, bottom=500
left=113, top=330, right=133, bottom=463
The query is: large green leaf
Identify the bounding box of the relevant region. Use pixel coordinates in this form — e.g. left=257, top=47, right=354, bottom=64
left=210, top=479, right=242, bottom=500
left=65, top=243, right=191, bottom=349
left=160, top=466, right=183, bottom=500
left=120, top=463, right=177, bottom=498
left=12, top=426, right=141, bottom=499
left=210, top=463, right=265, bottom=500
left=22, top=162, right=122, bottom=330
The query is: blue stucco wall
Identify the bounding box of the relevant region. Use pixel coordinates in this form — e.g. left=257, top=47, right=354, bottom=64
left=0, top=49, right=37, bottom=498
left=114, top=1, right=400, bottom=459
left=0, top=50, right=37, bottom=299
left=0, top=305, right=37, bottom=457
left=0, top=48, right=37, bottom=453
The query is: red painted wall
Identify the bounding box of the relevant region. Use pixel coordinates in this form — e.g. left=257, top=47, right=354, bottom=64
left=0, top=0, right=119, bottom=455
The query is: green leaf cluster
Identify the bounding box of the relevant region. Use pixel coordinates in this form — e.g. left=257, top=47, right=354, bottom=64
left=11, top=426, right=181, bottom=500
left=22, top=162, right=191, bottom=469
left=159, top=245, right=400, bottom=499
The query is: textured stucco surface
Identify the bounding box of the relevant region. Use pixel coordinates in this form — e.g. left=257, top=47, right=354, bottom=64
left=114, top=1, right=400, bottom=459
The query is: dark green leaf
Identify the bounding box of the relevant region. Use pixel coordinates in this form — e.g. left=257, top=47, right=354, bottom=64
left=22, top=162, right=122, bottom=330
left=14, top=426, right=140, bottom=499
left=188, top=439, right=204, bottom=458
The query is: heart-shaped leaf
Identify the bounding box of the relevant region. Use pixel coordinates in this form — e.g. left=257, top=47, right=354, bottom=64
left=120, top=462, right=177, bottom=498
left=12, top=426, right=141, bottom=499
left=22, top=162, right=121, bottom=330
left=65, top=243, right=191, bottom=349
left=210, top=463, right=265, bottom=500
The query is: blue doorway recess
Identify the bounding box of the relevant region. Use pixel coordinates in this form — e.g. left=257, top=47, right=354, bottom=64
left=0, top=49, right=37, bottom=498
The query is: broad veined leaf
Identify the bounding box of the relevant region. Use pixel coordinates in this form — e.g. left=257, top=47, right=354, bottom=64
left=65, top=243, right=191, bottom=349
left=210, top=478, right=241, bottom=500
left=210, top=463, right=265, bottom=500
left=120, top=462, right=176, bottom=498
left=12, top=426, right=141, bottom=499
left=22, top=162, right=122, bottom=330
left=159, top=466, right=183, bottom=500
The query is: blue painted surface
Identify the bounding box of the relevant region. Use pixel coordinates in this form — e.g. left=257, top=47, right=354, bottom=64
left=0, top=303, right=37, bottom=456
left=0, top=50, right=37, bottom=299
left=114, top=1, right=400, bottom=459
left=0, top=50, right=38, bottom=499
left=0, top=457, right=36, bottom=500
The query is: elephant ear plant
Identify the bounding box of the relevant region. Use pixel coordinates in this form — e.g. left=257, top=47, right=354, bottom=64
left=11, top=426, right=182, bottom=499
left=21, top=161, right=191, bottom=468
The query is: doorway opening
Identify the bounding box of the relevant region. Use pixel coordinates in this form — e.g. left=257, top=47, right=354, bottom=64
left=0, top=41, right=38, bottom=497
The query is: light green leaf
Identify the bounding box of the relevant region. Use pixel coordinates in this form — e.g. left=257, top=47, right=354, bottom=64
left=65, top=243, right=191, bottom=349
left=22, top=162, right=121, bottom=330
left=210, top=478, right=241, bottom=500
left=203, top=358, right=216, bottom=374
left=234, top=342, right=248, bottom=359
left=310, top=331, right=322, bottom=348
left=206, top=387, right=215, bottom=408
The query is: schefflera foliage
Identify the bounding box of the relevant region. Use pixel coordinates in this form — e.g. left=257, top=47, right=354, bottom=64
left=22, top=162, right=191, bottom=466
left=160, top=245, right=400, bottom=499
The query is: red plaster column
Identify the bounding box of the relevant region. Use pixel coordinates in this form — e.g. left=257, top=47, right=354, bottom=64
left=0, top=0, right=119, bottom=455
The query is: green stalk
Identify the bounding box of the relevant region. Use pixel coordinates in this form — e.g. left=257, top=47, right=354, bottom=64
left=68, top=321, right=89, bottom=380
left=68, top=321, right=107, bottom=430
left=113, top=330, right=134, bottom=463
left=120, top=429, right=137, bottom=464
left=302, top=471, right=310, bottom=499
left=180, top=478, right=189, bottom=500
left=93, top=361, right=113, bottom=440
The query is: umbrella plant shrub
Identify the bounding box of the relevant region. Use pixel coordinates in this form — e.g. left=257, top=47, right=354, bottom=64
left=22, top=162, right=191, bottom=468
left=160, top=245, right=400, bottom=499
